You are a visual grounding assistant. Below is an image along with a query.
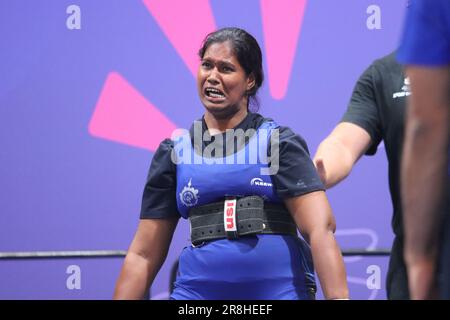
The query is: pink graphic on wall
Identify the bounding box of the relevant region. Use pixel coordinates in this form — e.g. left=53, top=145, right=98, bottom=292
left=261, top=0, right=307, bottom=99
left=143, top=0, right=217, bottom=76
left=89, top=72, right=177, bottom=152
left=89, top=1, right=309, bottom=148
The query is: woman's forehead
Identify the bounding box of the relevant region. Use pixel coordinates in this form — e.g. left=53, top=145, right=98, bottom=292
left=203, top=41, right=236, bottom=61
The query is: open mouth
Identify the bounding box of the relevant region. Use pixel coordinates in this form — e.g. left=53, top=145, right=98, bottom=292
left=204, top=87, right=226, bottom=100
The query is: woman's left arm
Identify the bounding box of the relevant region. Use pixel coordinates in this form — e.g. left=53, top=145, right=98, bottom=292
left=285, top=190, right=349, bottom=299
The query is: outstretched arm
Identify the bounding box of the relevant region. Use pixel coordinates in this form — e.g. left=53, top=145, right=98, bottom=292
left=285, top=191, right=349, bottom=299
left=313, top=122, right=372, bottom=188
left=113, top=217, right=179, bottom=299
left=401, top=66, right=449, bottom=299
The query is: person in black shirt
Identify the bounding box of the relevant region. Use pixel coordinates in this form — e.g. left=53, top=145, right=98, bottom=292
left=114, top=27, right=349, bottom=300
left=313, top=52, right=410, bottom=299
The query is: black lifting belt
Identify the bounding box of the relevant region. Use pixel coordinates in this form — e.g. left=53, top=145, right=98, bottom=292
left=189, top=195, right=298, bottom=246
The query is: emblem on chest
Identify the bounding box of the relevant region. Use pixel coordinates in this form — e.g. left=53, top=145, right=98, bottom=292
left=179, top=179, right=199, bottom=207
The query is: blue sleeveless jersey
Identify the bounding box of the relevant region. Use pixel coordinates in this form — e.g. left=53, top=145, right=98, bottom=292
left=171, top=120, right=316, bottom=300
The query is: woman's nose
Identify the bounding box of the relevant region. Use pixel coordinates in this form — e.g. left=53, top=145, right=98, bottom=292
left=207, top=74, right=219, bottom=85
left=206, top=68, right=220, bottom=84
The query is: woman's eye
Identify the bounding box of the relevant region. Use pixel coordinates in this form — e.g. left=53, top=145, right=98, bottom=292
left=202, top=61, right=212, bottom=68
left=222, top=66, right=233, bottom=72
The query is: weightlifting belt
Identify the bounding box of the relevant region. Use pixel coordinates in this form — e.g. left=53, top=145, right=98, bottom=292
left=189, top=196, right=298, bottom=246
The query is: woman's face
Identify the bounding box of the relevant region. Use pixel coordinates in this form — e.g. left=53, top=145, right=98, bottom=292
left=197, top=41, right=255, bottom=118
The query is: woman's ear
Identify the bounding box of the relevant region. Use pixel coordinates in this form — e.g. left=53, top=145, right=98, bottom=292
left=247, top=73, right=256, bottom=93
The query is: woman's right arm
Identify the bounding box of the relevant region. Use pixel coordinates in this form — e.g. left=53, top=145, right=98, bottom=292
left=113, top=217, right=179, bottom=299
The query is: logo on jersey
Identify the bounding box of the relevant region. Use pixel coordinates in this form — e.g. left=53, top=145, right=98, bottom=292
left=224, top=198, right=237, bottom=232
left=393, top=77, right=411, bottom=99
left=251, top=177, right=273, bottom=187
left=179, top=178, right=199, bottom=207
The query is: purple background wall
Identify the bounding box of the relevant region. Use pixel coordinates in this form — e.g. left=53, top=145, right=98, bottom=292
left=0, top=0, right=408, bottom=299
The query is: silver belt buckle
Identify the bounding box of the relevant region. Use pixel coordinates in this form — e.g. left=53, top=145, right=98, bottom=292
left=191, top=241, right=206, bottom=248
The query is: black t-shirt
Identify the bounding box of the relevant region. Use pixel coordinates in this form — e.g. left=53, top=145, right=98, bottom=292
left=342, top=51, right=407, bottom=238
left=341, top=51, right=409, bottom=299
left=140, top=112, right=324, bottom=219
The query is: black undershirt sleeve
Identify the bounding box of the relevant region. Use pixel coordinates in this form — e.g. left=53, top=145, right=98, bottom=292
left=140, top=139, right=179, bottom=219
left=270, top=127, right=325, bottom=198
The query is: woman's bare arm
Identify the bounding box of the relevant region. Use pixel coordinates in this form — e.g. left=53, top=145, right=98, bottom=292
left=113, top=217, right=179, bottom=299
left=285, top=191, right=349, bottom=299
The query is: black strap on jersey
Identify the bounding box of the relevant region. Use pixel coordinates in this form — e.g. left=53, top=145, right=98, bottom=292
left=188, top=196, right=298, bottom=246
